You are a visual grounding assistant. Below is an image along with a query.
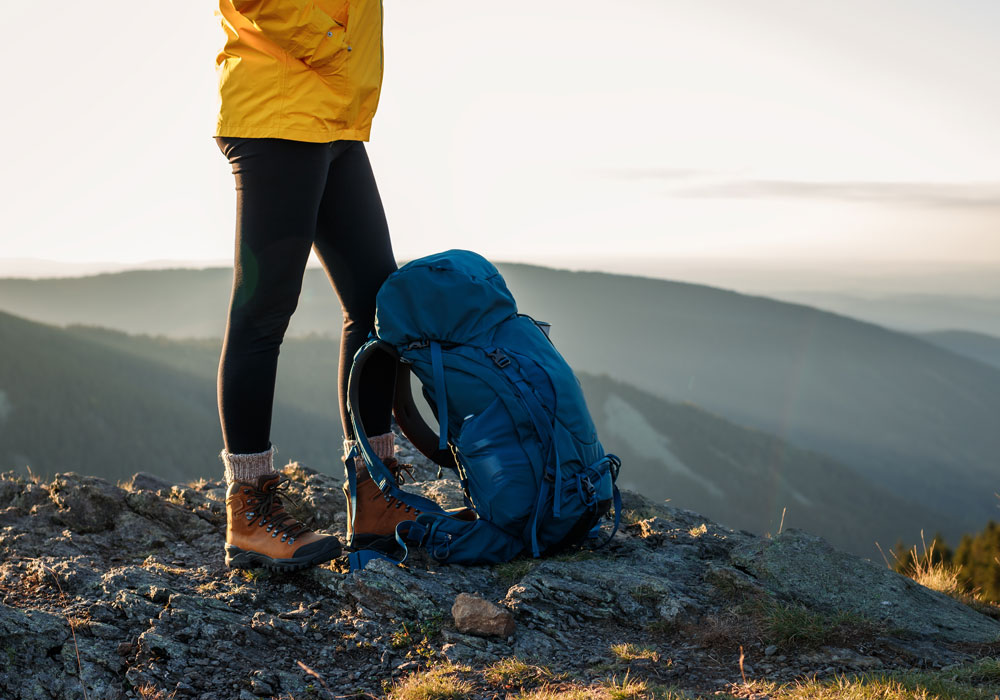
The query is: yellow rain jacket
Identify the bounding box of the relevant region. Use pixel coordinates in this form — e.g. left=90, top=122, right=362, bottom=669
left=214, top=0, right=383, bottom=142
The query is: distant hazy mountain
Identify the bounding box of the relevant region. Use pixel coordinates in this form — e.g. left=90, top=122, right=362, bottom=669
left=767, top=291, right=1000, bottom=337
left=0, top=312, right=950, bottom=557
left=579, top=374, right=955, bottom=557
left=0, top=269, right=236, bottom=337
left=1, top=264, right=998, bottom=535
left=0, top=258, right=230, bottom=279
left=917, top=330, right=1000, bottom=372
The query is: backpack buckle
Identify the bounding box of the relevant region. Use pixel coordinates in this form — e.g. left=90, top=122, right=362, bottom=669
left=487, top=349, right=511, bottom=368
left=607, top=454, right=621, bottom=481
left=405, top=339, right=430, bottom=351
left=577, top=475, right=597, bottom=506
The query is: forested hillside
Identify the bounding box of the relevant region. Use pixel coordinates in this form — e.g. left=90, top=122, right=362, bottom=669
left=0, top=312, right=339, bottom=483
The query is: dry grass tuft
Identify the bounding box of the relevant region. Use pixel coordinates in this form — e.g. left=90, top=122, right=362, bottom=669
left=484, top=657, right=554, bottom=690
left=387, top=664, right=473, bottom=700
left=610, top=643, right=660, bottom=663
left=135, top=684, right=177, bottom=700
left=884, top=532, right=1000, bottom=620
left=513, top=687, right=605, bottom=700
left=739, top=660, right=1000, bottom=699
left=602, top=671, right=650, bottom=700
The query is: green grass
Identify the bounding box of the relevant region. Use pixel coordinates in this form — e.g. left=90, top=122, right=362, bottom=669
left=389, top=615, right=445, bottom=662
left=234, top=568, right=271, bottom=583
left=754, top=602, right=883, bottom=651
left=494, top=559, right=536, bottom=585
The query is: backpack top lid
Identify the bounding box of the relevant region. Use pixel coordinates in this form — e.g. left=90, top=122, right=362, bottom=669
left=375, top=250, right=518, bottom=346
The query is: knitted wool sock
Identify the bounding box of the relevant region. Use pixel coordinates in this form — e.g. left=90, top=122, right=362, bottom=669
left=221, top=445, right=277, bottom=486
left=343, top=432, right=395, bottom=479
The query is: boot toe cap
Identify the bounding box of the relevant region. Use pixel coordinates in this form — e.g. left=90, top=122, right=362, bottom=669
left=292, top=534, right=343, bottom=561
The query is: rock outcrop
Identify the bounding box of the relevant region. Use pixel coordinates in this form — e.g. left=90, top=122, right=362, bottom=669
left=1, top=443, right=998, bottom=699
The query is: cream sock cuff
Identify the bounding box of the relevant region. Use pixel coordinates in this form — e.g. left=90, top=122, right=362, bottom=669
left=221, top=445, right=277, bottom=485
left=343, top=432, right=395, bottom=472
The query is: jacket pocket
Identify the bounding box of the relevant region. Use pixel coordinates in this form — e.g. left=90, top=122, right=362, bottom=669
left=303, top=0, right=350, bottom=77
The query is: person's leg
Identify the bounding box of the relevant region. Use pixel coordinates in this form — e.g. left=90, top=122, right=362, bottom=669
left=311, top=141, right=420, bottom=550
left=215, top=136, right=342, bottom=569
left=311, top=140, right=398, bottom=444
left=216, top=136, right=331, bottom=462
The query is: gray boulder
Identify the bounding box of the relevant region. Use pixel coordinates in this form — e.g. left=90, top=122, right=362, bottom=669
left=730, top=528, right=1000, bottom=642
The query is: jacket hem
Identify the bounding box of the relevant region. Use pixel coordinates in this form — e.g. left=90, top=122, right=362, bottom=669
left=213, top=123, right=372, bottom=143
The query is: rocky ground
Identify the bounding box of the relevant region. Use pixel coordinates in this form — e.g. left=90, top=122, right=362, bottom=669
left=1, top=439, right=999, bottom=699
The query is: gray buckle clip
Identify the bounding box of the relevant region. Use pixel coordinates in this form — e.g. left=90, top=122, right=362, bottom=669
left=487, top=349, right=511, bottom=368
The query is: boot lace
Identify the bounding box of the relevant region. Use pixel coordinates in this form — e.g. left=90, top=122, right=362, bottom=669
left=384, top=458, right=416, bottom=486
left=243, top=477, right=310, bottom=543
left=377, top=458, right=420, bottom=514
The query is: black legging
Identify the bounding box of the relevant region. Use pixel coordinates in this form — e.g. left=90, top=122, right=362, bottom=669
left=215, top=136, right=397, bottom=454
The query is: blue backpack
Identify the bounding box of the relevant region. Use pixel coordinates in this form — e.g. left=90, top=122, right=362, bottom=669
left=344, top=250, right=621, bottom=570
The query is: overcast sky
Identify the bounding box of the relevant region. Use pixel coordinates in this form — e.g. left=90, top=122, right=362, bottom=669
left=2, top=0, right=999, bottom=271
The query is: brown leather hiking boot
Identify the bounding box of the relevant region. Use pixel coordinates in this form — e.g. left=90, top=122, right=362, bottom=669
left=343, top=457, right=421, bottom=551
left=225, top=474, right=342, bottom=571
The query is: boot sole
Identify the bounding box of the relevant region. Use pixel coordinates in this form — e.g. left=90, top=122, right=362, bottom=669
left=347, top=534, right=401, bottom=554
left=224, top=540, right=342, bottom=572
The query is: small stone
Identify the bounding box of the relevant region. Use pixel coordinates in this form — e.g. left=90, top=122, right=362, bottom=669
left=395, top=660, right=420, bottom=674
left=117, top=642, right=134, bottom=655
left=451, top=592, right=516, bottom=638
left=149, top=586, right=170, bottom=604
left=250, top=679, right=274, bottom=695
left=128, top=472, right=176, bottom=493
left=764, top=645, right=778, bottom=657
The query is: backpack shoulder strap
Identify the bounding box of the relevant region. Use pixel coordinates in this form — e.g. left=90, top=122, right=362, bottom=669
left=346, top=339, right=445, bottom=511
left=391, top=353, right=460, bottom=472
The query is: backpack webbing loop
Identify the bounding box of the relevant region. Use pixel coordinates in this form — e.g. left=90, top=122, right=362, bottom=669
left=430, top=341, right=449, bottom=452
